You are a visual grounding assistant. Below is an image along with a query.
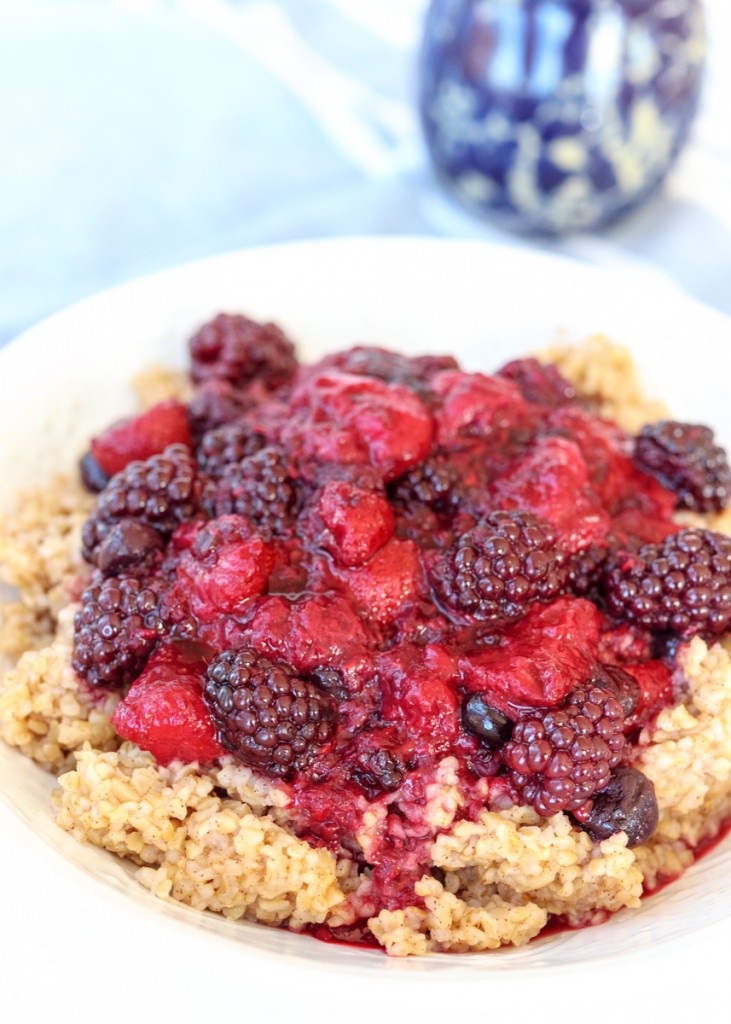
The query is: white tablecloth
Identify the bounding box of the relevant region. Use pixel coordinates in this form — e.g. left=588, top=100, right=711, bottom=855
left=1, top=0, right=730, bottom=348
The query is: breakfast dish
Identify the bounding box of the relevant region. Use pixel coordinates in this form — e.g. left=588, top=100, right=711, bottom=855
left=2, top=317, right=731, bottom=957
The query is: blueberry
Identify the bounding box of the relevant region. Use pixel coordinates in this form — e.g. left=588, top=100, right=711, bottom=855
left=79, top=451, right=110, bottom=493
left=96, top=519, right=164, bottom=576
left=574, top=766, right=659, bottom=848
left=462, top=694, right=513, bottom=749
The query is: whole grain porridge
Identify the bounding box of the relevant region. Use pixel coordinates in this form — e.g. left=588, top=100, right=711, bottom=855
left=3, top=318, right=731, bottom=957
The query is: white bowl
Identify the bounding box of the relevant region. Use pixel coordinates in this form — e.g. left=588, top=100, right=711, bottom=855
left=2, top=238, right=730, bottom=1017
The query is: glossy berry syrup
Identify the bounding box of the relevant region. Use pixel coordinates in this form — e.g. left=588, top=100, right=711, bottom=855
left=75, top=314, right=731, bottom=940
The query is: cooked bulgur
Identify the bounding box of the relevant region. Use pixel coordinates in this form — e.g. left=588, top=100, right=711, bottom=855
left=2, top=337, right=731, bottom=957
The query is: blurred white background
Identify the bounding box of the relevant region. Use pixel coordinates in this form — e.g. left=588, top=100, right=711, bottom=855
left=1, top=0, right=730, bottom=346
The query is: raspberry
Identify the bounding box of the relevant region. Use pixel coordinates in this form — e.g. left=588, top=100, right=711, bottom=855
left=633, top=421, right=731, bottom=513
left=82, top=445, right=202, bottom=564
left=204, top=649, right=336, bottom=779
left=197, top=424, right=265, bottom=479
left=204, top=447, right=299, bottom=537
left=604, top=529, right=731, bottom=637
left=497, top=358, right=576, bottom=409
left=189, top=313, right=297, bottom=389
left=430, top=510, right=567, bottom=624
left=89, top=400, right=192, bottom=477
left=390, top=457, right=464, bottom=513
left=502, top=683, right=626, bottom=816
left=73, top=575, right=166, bottom=688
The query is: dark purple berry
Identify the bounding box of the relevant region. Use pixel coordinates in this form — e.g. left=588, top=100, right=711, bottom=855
left=351, top=748, right=405, bottom=795
left=430, top=510, right=568, bottom=623
left=391, top=457, right=464, bottom=513
left=79, top=452, right=110, bottom=493
left=197, top=424, right=265, bottom=480
left=317, top=346, right=458, bottom=401
left=204, top=649, right=336, bottom=780
left=502, top=683, right=626, bottom=816
left=633, top=421, right=731, bottom=512
left=82, top=444, right=202, bottom=565
left=573, top=766, right=659, bottom=847
left=187, top=379, right=253, bottom=440
left=497, top=358, right=575, bottom=409
left=461, top=694, right=513, bottom=749
left=190, top=313, right=297, bottom=390
left=73, top=575, right=166, bottom=688
left=95, top=519, right=165, bottom=577
left=605, top=529, right=731, bottom=638
left=591, top=664, right=641, bottom=720
left=567, top=545, right=609, bottom=600
left=204, top=446, right=299, bottom=538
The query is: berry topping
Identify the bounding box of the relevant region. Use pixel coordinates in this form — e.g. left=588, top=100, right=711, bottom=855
left=390, top=456, right=464, bottom=513
left=573, top=766, right=659, bottom=847
left=82, top=444, right=202, bottom=564
left=430, top=510, right=567, bottom=624
left=73, top=575, right=166, bottom=688
left=205, top=446, right=300, bottom=538
left=79, top=452, right=110, bottom=493
left=189, top=313, right=297, bottom=390
left=89, top=400, right=193, bottom=478
left=633, top=421, right=731, bottom=512
left=497, top=358, right=576, bottom=409
left=351, top=747, right=406, bottom=795
left=502, top=682, right=627, bottom=817
left=95, top=519, right=165, bottom=577
left=204, top=649, right=336, bottom=780
left=111, top=647, right=225, bottom=765
left=166, top=516, right=274, bottom=623
left=591, top=664, right=641, bottom=720
left=431, top=370, right=530, bottom=448
left=318, top=481, right=394, bottom=567
left=196, top=424, right=265, bottom=479
left=316, top=345, right=458, bottom=396
left=187, top=379, right=254, bottom=440
left=605, top=529, right=731, bottom=638
left=461, top=694, right=513, bottom=749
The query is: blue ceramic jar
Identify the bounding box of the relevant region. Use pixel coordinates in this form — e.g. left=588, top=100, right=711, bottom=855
left=419, top=0, right=706, bottom=234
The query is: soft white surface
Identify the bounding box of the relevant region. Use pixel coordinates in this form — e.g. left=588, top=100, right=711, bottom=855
left=1, top=237, right=731, bottom=1022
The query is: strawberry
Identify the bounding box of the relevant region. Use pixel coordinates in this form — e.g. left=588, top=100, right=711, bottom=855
left=111, top=646, right=225, bottom=765
left=90, top=400, right=192, bottom=477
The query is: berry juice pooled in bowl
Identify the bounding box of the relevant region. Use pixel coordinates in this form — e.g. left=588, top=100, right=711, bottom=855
left=2, top=315, right=731, bottom=957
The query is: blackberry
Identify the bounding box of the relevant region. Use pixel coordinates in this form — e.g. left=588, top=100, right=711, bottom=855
left=497, top=358, right=576, bottom=409
left=351, top=748, right=406, bottom=795
left=430, top=510, right=568, bottom=623
left=633, top=421, right=731, bottom=512
left=73, top=575, right=166, bottom=688
left=187, top=380, right=253, bottom=441
left=197, top=424, right=265, bottom=480
left=204, top=649, right=336, bottom=779
left=189, top=313, right=297, bottom=390
left=591, top=664, right=641, bottom=719
left=502, top=683, right=626, bottom=816
left=567, top=544, right=609, bottom=600
left=573, top=766, right=659, bottom=847
left=391, top=457, right=464, bottom=513
left=320, top=346, right=458, bottom=400
left=604, top=529, right=731, bottom=638
left=204, top=446, right=299, bottom=537
left=82, top=445, right=201, bottom=565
